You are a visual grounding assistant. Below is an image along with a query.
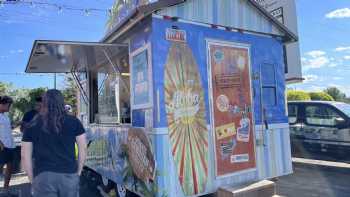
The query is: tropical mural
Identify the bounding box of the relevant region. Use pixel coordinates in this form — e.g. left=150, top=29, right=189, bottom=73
left=164, top=42, right=208, bottom=195
left=107, top=0, right=151, bottom=29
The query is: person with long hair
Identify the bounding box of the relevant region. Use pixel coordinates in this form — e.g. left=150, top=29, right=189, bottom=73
left=21, top=89, right=86, bottom=197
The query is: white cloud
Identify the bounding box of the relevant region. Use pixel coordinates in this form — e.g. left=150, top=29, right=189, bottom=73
left=308, top=85, right=324, bottom=92
left=306, top=50, right=326, bottom=58
left=9, top=49, right=24, bottom=54
left=326, top=8, right=350, bottom=19
left=305, top=56, right=330, bottom=69
left=335, top=46, right=350, bottom=52
left=332, top=77, right=343, bottom=80
left=344, top=55, right=350, bottom=60
left=328, top=63, right=338, bottom=68
left=304, top=74, right=319, bottom=83
left=302, top=50, right=331, bottom=70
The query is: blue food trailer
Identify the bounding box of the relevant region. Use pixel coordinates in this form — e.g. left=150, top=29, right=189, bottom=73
left=25, top=0, right=299, bottom=196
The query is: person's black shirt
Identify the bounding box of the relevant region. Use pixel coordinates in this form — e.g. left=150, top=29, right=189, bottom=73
left=22, top=114, right=85, bottom=176
left=22, top=110, right=38, bottom=123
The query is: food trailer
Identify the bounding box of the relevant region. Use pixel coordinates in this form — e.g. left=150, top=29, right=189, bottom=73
left=25, top=0, right=299, bottom=196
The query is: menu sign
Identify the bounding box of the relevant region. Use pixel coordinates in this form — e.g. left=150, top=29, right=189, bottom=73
left=208, top=42, right=256, bottom=177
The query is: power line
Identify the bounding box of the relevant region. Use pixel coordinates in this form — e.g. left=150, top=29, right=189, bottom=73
left=0, top=72, right=67, bottom=77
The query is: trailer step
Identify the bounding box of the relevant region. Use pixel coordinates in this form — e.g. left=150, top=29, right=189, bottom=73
left=217, top=180, right=276, bottom=197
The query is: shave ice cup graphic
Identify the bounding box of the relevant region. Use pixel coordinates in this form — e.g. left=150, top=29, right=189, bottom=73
left=237, top=116, right=250, bottom=142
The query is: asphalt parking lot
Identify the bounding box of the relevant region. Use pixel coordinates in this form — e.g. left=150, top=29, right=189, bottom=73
left=2, top=157, right=350, bottom=197
left=276, top=158, right=350, bottom=197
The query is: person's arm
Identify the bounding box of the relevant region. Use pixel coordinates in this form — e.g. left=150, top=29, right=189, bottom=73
left=21, top=142, right=33, bottom=183
left=76, top=133, right=87, bottom=175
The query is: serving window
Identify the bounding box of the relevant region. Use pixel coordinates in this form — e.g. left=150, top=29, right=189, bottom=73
left=24, top=40, right=130, bottom=125
left=92, top=51, right=131, bottom=124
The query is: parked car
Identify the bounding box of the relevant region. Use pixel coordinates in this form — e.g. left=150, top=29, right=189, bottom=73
left=288, top=101, right=350, bottom=158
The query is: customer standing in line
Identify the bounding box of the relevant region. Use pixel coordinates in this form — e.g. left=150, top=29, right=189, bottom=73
left=0, top=96, right=16, bottom=196
left=20, top=96, right=42, bottom=133
left=21, top=89, right=87, bottom=197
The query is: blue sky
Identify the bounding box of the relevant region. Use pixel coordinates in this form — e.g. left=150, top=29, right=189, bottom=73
left=0, top=0, right=113, bottom=89
left=291, top=0, right=350, bottom=96
left=1, top=0, right=350, bottom=96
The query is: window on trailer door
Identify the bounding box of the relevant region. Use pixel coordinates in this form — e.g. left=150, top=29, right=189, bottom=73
left=261, top=63, right=277, bottom=106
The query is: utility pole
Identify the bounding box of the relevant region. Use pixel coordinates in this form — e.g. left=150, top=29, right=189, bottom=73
left=54, top=73, right=57, bottom=89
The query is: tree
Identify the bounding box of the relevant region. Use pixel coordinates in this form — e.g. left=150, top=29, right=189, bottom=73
left=10, top=88, right=46, bottom=126
left=0, top=82, right=12, bottom=95
left=324, top=87, right=346, bottom=101
left=287, top=90, right=311, bottom=101
left=309, top=92, right=334, bottom=101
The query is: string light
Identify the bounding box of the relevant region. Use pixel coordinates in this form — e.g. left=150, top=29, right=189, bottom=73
left=0, top=72, right=66, bottom=77
left=58, top=6, right=62, bottom=14
left=29, top=1, right=35, bottom=8
left=84, top=9, right=90, bottom=17
left=2, top=0, right=113, bottom=17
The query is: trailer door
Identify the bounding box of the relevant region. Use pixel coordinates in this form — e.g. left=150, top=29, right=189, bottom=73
left=207, top=40, right=256, bottom=177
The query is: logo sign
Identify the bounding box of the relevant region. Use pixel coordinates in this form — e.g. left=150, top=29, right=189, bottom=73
left=270, top=7, right=284, bottom=23
left=166, top=28, right=187, bottom=42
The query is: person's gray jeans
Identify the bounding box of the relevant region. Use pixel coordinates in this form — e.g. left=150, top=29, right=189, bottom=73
left=32, top=171, right=79, bottom=197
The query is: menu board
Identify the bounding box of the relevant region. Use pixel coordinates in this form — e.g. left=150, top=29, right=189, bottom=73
left=208, top=41, right=256, bottom=177
left=131, top=45, right=152, bottom=109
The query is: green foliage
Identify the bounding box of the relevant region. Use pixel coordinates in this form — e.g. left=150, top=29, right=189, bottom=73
left=324, top=87, right=346, bottom=101
left=0, top=82, right=12, bottom=95
left=309, top=92, right=334, bottom=101
left=287, top=90, right=311, bottom=101
left=0, top=76, right=79, bottom=124
left=10, top=88, right=46, bottom=125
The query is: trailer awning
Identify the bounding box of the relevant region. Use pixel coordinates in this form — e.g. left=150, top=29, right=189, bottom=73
left=25, top=40, right=128, bottom=73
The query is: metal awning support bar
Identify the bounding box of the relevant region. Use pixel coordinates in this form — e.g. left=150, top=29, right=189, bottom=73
left=102, top=48, right=130, bottom=94
left=70, top=65, right=89, bottom=105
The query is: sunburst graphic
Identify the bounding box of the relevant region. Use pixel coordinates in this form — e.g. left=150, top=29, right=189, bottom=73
left=164, top=42, right=208, bottom=195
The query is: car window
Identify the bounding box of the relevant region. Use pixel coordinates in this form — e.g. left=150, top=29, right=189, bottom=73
left=334, top=103, right=350, bottom=117
left=305, top=105, right=344, bottom=126
left=288, top=104, right=298, bottom=124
